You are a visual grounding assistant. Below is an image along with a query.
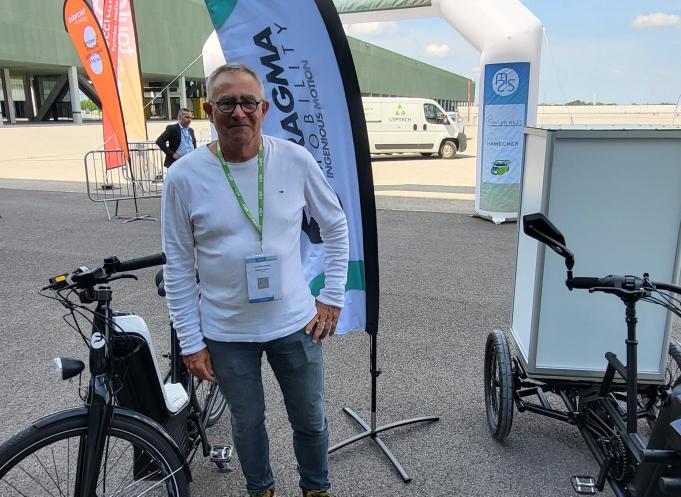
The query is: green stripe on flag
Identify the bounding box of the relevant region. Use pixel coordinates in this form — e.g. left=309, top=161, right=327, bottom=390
left=332, top=0, right=431, bottom=15
left=309, top=260, right=366, bottom=297
left=204, top=0, right=238, bottom=29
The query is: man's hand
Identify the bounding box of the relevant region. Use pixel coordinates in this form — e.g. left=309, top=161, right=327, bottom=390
left=172, top=152, right=180, bottom=160
left=183, top=348, right=215, bottom=381
left=305, top=301, right=341, bottom=343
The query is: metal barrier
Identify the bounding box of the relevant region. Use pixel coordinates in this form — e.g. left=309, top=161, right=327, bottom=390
left=84, top=141, right=165, bottom=222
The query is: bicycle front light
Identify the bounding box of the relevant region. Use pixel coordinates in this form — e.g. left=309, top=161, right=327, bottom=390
left=52, top=357, right=85, bottom=381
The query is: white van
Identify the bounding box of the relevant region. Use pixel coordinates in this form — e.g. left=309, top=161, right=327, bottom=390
left=362, top=97, right=467, bottom=159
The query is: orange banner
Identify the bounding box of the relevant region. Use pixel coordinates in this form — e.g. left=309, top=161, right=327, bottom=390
left=64, top=0, right=129, bottom=168
left=97, top=0, right=126, bottom=169
left=94, top=0, right=147, bottom=143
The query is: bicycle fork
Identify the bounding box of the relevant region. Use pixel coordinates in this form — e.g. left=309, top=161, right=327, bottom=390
left=74, top=287, right=115, bottom=497
left=74, top=374, right=113, bottom=496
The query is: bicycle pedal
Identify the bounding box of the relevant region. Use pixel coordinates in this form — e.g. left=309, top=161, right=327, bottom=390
left=570, top=475, right=597, bottom=495
left=215, top=461, right=235, bottom=473
left=210, top=444, right=233, bottom=463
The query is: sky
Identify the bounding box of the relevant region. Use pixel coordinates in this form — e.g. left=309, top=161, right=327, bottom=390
left=342, top=1, right=681, bottom=105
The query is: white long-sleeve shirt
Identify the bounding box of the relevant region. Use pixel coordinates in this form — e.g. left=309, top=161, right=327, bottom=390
left=161, top=135, right=349, bottom=354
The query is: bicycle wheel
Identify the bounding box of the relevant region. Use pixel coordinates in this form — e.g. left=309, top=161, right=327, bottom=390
left=0, top=412, right=190, bottom=496
left=665, top=340, right=681, bottom=387
left=191, top=377, right=227, bottom=428
left=165, top=363, right=227, bottom=429
left=484, top=330, right=514, bottom=441
left=640, top=339, right=681, bottom=429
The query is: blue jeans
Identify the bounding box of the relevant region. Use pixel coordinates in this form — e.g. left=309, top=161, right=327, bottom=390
left=206, top=329, right=330, bottom=494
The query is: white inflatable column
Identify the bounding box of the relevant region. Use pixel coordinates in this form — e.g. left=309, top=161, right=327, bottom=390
left=434, top=0, right=542, bottom=222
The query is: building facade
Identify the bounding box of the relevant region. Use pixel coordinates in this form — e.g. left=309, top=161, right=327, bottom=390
left=0, top=0, right=474, bottom=124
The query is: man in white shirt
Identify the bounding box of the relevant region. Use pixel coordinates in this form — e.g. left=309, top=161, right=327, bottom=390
left=161, top=63, right=348, bottom=497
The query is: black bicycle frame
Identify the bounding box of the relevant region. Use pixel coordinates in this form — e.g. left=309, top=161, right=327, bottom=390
left=598, top=296, right=639, bottom=435
left=168, top=322, right=212, bottom=458
left=169, top=323, right=184, bottom=385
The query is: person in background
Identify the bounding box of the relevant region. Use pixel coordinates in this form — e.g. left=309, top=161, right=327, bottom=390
left=161, top=63, right=349, bottom=497
left=156, top=108, right=197, bottom=167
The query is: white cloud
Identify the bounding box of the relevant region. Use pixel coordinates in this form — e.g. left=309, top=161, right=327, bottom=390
left=343, top=22, right=399, bottom=37
left=633, top=12, right=681, bottom=29
left=610, top=68, right=625, bottom=75
left=424, top=43, right=451, bottom=58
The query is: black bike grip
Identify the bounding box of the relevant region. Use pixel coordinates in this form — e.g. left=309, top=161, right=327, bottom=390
left=116, top=253, right=167, bottom=273
left=567, top=277, right=602, bottom=290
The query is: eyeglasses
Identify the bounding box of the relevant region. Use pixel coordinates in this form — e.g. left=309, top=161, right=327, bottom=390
left=210, top=98, right=262, bottom=114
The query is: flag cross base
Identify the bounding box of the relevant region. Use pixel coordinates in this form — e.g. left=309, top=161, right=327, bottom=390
left=328, top=408, right=438, bottom=483
left=328, top=333, right=439, bottom=483
left=112, top=185, right=157, bottom=224
left=118, top=213, right=157, bottom=224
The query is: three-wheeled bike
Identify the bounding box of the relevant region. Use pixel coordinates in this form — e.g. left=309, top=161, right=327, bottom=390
left=485, top=213, right=681, bottom=496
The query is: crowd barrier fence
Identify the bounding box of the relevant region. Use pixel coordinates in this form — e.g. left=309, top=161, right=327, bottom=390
left=84, top=141, right=164, bottom=222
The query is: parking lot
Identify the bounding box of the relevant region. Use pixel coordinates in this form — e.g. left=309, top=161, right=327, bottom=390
left=0, top=169, right=612, bottom=496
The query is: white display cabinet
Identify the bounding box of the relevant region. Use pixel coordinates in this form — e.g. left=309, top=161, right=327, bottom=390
left=511, top=127, right=681, bottom=381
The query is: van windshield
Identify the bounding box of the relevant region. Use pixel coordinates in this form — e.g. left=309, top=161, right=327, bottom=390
left=424, top=103, right=449, bottom=125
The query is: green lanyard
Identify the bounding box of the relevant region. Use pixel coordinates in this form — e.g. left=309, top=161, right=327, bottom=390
left=216, top=144, right=265, bottom=246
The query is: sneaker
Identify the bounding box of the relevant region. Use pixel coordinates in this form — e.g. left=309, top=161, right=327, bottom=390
left=302, top=490, right=335, bottom=497
left=249, top=489, right=275, bottom=497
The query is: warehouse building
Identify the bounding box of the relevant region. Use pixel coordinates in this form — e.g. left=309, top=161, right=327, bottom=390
left=0, top=0, right=474, bottom=125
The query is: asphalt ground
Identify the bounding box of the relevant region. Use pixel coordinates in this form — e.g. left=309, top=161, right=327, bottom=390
left=0, top=187, right=620, bottom=497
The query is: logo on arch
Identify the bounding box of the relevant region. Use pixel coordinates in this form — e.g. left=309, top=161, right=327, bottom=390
left=492, top=68, right=519, bottom=97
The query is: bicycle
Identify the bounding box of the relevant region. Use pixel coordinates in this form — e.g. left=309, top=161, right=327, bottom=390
left=484, top=213, right=681, bottom=497
left=0, top=253, right=231, bottom=496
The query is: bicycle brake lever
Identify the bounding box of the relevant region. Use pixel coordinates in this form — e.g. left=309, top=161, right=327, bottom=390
left=106, top=274, right=138, bottom=283
left=589, top=286, right=647, bottom=297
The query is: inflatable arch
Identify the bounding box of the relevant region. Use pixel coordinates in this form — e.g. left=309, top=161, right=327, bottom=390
left=337, top=0, right=543, bottom=222
left=202, top=0, right=543, bottom=222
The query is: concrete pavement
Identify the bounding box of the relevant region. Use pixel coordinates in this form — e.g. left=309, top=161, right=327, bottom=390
left=0, top=120, right=477, bottom=214
left=0, top=188, right=611, bottom=497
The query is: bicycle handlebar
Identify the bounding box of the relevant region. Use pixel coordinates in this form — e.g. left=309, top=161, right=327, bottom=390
left=113, top=254, right=167, bottom=273
left=566, top=274, right=681, bottom=296
left=567, top=277, right=603, bottom=290
left=44, top=253, right=166, bottom=291
left=650, top=281, right=681, bottom=294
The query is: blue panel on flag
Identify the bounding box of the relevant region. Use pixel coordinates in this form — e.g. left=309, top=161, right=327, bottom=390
left=481, top=62, right=530, bottom=186
left=484, top=62, right=530, bottom=106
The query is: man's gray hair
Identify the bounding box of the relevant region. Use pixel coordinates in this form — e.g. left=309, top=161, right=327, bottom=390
left=206, top=63, right=265, bottom=100
left=177, top=108, right=192, bottom=118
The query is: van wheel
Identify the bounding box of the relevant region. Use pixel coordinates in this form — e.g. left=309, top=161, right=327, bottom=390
left=439, top=140, right=458, bottom=159
left=420, top=153, right=433, bottom=157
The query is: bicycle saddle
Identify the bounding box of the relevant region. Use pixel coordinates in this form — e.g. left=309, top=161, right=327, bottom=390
left=155, top=269, right=165, bottom=297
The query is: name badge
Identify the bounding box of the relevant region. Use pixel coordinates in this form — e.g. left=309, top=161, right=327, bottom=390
left=245, top=254, right=282, bottom=303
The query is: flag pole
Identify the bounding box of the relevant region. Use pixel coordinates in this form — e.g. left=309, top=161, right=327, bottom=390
left=313, top=0, right=439, bottom=483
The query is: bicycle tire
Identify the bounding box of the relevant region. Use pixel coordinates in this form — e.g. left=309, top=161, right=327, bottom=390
left=640, top=339, right=681, bottom=429
left=191, top=376, right=228, bottom=428
left=484, top=330, right=514, bottom=441
left=668, top=340, right=681, bottom=387
left=0, top=412, right=190, bottom=496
